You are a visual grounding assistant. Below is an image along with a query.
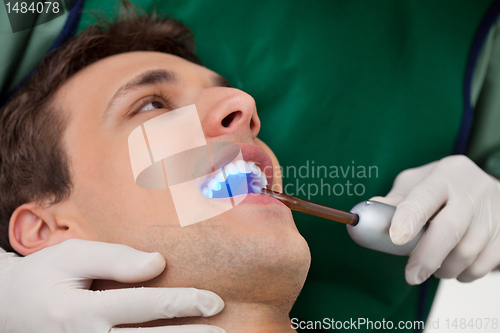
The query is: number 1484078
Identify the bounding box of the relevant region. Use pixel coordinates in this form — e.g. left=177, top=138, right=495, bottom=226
left=5, top=2, right=60, bottom=14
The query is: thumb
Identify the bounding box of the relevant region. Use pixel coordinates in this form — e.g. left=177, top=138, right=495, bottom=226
left=52, top=239, right=166, bottom=282
left=81, top=288, right=224, bottom=326
left=389, top=176, right=446, bottom=245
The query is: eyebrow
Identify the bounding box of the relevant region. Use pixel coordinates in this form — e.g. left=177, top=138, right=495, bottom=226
left=105, top=69, right=178, bottom=118
left=104, top=68, right=232, bottom=118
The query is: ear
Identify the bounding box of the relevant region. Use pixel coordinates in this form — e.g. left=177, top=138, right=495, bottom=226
left=9, top=202, right=78, bottom=256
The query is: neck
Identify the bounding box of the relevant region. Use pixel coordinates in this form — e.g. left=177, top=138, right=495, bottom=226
left=144, top=300, right=296, bottom=333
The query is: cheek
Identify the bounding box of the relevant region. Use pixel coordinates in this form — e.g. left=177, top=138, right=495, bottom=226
left=73, top=182, right=180, bottom=245
left=70, top=143, right=181, bottom=245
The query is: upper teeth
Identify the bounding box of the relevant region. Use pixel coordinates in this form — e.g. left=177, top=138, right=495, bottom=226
left=201, top=160, right=268, bottom=198
left=235, top=160, right=250, bottom=173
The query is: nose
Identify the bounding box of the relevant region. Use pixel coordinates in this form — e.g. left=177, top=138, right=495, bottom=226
left=197, top=87, right=261, bottom=141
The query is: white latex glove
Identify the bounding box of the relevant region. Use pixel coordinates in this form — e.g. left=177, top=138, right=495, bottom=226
left=372, top=155, right=500, bottom=285
left=0, top=239, right=226, bottom=333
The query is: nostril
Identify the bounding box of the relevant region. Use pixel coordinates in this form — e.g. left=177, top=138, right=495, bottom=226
left=221, top=111, right=242, bottom=128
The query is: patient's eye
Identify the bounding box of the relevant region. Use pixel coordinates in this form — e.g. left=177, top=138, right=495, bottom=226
left=132, top=92, right=171, bottom=116
left=139, top=101, right=165, bottom=113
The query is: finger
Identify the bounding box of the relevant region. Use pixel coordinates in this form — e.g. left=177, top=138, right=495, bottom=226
left=389, top=175, right=447, bottom=245
left=374, top=162, right=438, bottom=206
left=458, top=238, right=500, bottom=282
left=111, top=325, right=227, bottom=333
left=52, top=239, right=166, bottom=282
left=405, top=203, right=471, bottom=285
left=83, top=287, right=224, bottom=326
left=434, top=216, right=490, bottom=279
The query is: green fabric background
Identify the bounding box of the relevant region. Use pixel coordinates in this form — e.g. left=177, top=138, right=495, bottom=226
left=2, top=0, right=499, bottom=332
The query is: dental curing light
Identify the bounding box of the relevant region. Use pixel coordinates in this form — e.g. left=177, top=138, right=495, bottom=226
left=260, top=189, right=425, bottom=256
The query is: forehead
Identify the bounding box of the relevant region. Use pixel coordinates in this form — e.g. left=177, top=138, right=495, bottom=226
left=78, top=51, right=212, bottom=82
left=57, top=51, right=216, bottom=105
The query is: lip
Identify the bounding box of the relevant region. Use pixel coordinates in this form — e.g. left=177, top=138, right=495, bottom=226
left=239, top=193, right=288, bottom=207
left=206, top=192, right=287, bottom=207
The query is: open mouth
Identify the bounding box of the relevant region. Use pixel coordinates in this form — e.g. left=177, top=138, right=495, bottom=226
left=199, top=143, right=273, bottom=199
left=200, top=159, right=268, bottom=198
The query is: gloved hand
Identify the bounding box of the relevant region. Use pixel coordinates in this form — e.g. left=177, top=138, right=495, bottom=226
left=371, top=155, right=500, bottom=285
left=0, top=239, right=226, bottom=333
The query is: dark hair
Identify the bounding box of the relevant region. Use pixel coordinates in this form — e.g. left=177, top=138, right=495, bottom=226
left=0, top=2, right=201, bottom=253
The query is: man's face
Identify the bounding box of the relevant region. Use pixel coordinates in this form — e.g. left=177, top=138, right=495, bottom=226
left=56, top=51, right=310, bottom=305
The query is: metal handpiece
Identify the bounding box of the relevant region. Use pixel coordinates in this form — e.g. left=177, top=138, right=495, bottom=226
left=348, top=200, right=425, bottom=256
left=259, top=189, right=426, bottom=256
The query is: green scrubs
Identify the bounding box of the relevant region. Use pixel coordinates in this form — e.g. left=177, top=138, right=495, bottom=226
left=1, top=1, right=500, bottom=331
